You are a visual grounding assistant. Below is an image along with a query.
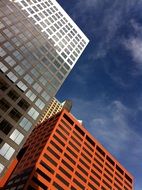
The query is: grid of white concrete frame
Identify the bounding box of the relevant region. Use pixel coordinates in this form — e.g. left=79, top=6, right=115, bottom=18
left=0, top=0, right=89, bottom=177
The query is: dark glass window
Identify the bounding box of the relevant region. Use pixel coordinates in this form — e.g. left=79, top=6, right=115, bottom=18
left=79, top=158, right=90, bottom=169
left=0, top=78, right=9, bottom=91
left=116, top=165, right=124, bottom=175
left=51, top=136, right=64, bottom=149
left=88, top=182, right=97, bottom=190
left=93, top=163, right=102, bottom=174
left=69, top=141, right=79, bottom=152
left=94, top=158, right=103, bottom=168
left=105, top=162, right=114, bottom=171
left=125, top=173, right=132, bottom=183
left=7, top=89, right=19, bottom=101
left=82, top=147, right=92, bottom=158
left=73, top=178, right=85, bottom=190
left=81, top=152, right=91, bottom=163
left=77, top=165, right=88, bottom=176
left=84, top=141, right=94, bottom=152
left=0, top=98, right=10, bottom=112
left=40, top=160, right=54, bottom=174
left=73, top=130, right=82, bottom=141
left=96, top=146, right=105, bottom=157
left=66, top=147, right=78, bottom=158
left=61, top=119, right=71, bottom=130
left=0, top=119, right=13, bottom=134
left=105, top=168, right=113, bottom=177
left=104, top=173, right=112, bottom=183
left=36, top=168, right=51, bottom=182
left=95, top=152, right=104, bottom=162
left=64, top=153, right=76, bottom=165
left=59, top=166, right=71, bottom=179
left=75, top=171, right=87, bottom=183
left=53, top=182, right=64, bottom=190
left=63, top=113, right=74, bottom=125
left=9, top=108, right=22, bottom=122
left=0, top=137, right=3, bottom=144
left=91, top=169, right=101, bottom=180
left=61, top=159, right=74, bottom=172
left=71, top=135, right=81, bottom=146
left=86, top=135, right=95, bottom=147
left=43, top=153, right=57, bottom=166
left=56, top=129, right=67, bottom=141
left=103, top=180, right=111, bottom=189
left=75, top=125, right=85, bottom=136
left=59, top=124, right=69, bottom=135
left=32, top=176, right=47, bottom=190
left=18, top=98, right=30, bottom=111
left=47, top=146, right=60, bottom=159
left=90, top=175, right=100, bottom=186
left=114, top=183, right=121, bottom=190
left=56, top=174, right=69, bottom=186
left=106, top=155, right=115, bottom=166
left=50, top=140, right=63, bottom=153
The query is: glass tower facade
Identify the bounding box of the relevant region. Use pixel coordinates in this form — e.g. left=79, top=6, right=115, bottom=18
left=0, top=0, right=89, bottom=178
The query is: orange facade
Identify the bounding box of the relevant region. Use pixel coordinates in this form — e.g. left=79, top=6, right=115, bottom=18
left=5, top=109, right=133, bottom=190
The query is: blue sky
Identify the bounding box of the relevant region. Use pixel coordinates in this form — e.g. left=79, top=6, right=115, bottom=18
left=57, top=0, right=142, bottom=189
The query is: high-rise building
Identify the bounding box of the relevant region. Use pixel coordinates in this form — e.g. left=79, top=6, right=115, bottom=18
left=0, top=0, right=89, bottom=182
left=38, top=97, right=72, bottom=124
left=5, top=109, right=133, bottom=190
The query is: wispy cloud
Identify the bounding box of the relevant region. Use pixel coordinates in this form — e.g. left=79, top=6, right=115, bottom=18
left=72, top=0, right=142, bottom=60
left=123, top=20, right=142, bottom=75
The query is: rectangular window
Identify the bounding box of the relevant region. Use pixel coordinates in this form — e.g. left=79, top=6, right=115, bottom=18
left=106, top=155, right=115, bottom=166
left=18, top=99, right=30, bottom=111
left=0, top=98, right=10, bottom=112
left=90, top=175, right=100, bottom=186
left=0, top=78, right=9, bottom=91
left=75, top=125, right=85, bottom=136
left=64, top=153, right=76, bottom=165
left=86, top=135, right=95, bottom=147
left=28, top=108, right=39, bottom=120
left=73, top=178, right=85, bottom=190
left=0, top=143, right=15, bottom=160
left=7, top=89, right=20, bottom=101
left=52, top=135, right=65, bottom=147
left=40, top=160, right=54, bottom=174
left=53, top=182, right=64, bottom=190
left=66, top=147, right=78, bottom=158
left=0, top=120, right=13, bottom=135
left=96, top=146, right=105, bottom=157
left=9, top=108, right=22, bottom=122
left=32, top=176, right=47, bottom=190
left=50, top=140, right=63, bottom=152
left=63, top=113, right=74, bottom=125
left=59, top=166, right=71, bottom=179
left=36, top=168, right=51, bottom=182
left=61, top=159, right=74, bottom=172
left=75, top=171, right=87, bottom=183
left=56, top=129, right=67, bottom=141
left=79, top=158, right=90, bottom=169
left=10, top=129, right=24, bottom=145
left=47, top=146, right=60, bottom=159
left=43, top=153, right=57, bottom=166
left=56, top=174, right=69, bottom=187
left=77, top=165, right=88, bottom=176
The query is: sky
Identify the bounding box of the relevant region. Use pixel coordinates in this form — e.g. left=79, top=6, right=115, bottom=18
left=56, top=0, right=142, bottom=189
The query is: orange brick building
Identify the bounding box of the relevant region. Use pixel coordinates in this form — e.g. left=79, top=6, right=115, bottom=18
left=5, top=109, right=133, bottom=190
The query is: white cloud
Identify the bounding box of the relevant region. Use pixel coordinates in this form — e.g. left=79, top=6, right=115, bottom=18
left=124, top=37, right=142, bottom=70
